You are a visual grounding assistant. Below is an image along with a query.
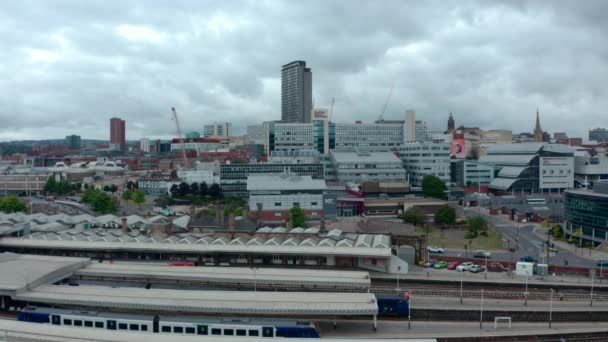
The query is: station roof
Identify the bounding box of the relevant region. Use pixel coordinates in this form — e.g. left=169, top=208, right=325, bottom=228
left=16, top=285, right=378, bottom=316
left=0, top=229, right=391, bottom=258
left=75, top=263, right=371, bottom=289
left=0, top=253, right=89, bottom=296
left=330, top=150, right=402, bottom=164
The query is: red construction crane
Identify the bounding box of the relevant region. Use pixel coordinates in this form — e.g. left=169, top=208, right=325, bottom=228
left=171, top=107, right=188, bottom=168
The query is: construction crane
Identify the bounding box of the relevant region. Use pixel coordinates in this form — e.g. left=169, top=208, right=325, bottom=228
left=329, top=98, right=335, bottom=122
left=171, top=107, right=188, bottom=169
left=378, top=84, right=394, bottom=122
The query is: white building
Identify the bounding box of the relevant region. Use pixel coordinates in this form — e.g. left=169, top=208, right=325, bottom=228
left=247, top=174, right=326, bottom=224
left=400, top=141, right=452, bottom=187
left=414, top=120, right=427, bottom=142
left=139, top=138, right=150, bottom=153
left=177, top=170, right=218, bottom=185
left=203, top=122, right=232, bottom=137
left=574, top=150, right=608, bottom=188
left=330, top=150, right=408, bottom=184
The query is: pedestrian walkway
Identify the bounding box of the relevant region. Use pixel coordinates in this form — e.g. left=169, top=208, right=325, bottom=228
left=531, top=227, right=608, bottom=262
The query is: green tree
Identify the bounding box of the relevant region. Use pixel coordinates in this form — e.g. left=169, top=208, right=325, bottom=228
left=43, top=177, right=57, bottom=194
left=199, top=182, right=208, bottom=196
left=402, top=206, right=426, bottom=226
left=103, top=185, right=111, bottom=192
left=170, top=184, right=179, bottom=197
left=109, top=184, right=118, bottom=193
left=122, top=190, right=134, bottom=201
left=468, top=216, right=488, bottom=232
left=178, top=182, right=190, bottom=196
left=190, top=183, right=199, bottom=195
left=434, top=205, right=456, bottom=225
left=0, top=195, right=27, bottom=213
left=290, top=206, right=307, bottom=228
left=208, top=183, right=222, bottom=199
left=81, top=189, right=118, bottom=214
left=133, top=190, right=146, bottom=205
left=422, top=175, right=447, bottom=199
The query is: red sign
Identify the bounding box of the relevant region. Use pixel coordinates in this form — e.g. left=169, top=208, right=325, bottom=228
left=404, top=290, right=411, bottom=299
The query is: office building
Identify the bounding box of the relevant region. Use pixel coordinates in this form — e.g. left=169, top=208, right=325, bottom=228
left=479, top=143, right=574, bottom=193
left=330, top=150, right=407, bottom=184
left=405, top=110, right=416, bottom=142
left=400, top=141, right=451, bottom=187
left=589, top=128, right=608, bottom=143
left=219, top=162, right=324, bottom=197
left=248, top=174, right=326, bottom=224
left=65, top=135, right=81, bottom=150
left=281, top=61, right=312, bottom=123
left=452, top=160, right=495, bottom=187
left=203, top=122, right=232, bottom=137
left=574, top=150, right=608, bottom=188
left=415, top=120, right=427, bottom=142
left=564, top=182, right=608, bottom=245
left=270, top=120, right=403, bottom=153
left=139, top=138, right=150, bottom=153
left=110, top=117, right=126, bottom=151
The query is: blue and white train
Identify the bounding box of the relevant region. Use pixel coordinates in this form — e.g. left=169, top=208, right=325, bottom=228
left=18, top=306, right=320, bottom=338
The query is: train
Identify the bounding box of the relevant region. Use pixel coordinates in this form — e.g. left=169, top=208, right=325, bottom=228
left=377, top=293, right=409, bottom=316
left=18, top=307, right=321, bottom=338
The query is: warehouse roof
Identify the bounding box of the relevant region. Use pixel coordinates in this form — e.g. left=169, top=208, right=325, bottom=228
left=75, top=263, right=371, bottom=289
left=16, top=285, right=378, bottom=316
left=0, top=253, right=89, bottom=296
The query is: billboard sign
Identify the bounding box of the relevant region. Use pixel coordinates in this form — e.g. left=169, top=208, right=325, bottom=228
left=313, top=109, right=328, bottom=119
left=452, top=136, right=466, bottom=159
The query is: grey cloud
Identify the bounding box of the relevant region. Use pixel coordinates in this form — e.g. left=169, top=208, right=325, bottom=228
left=0, top=0, right=607, bottom=141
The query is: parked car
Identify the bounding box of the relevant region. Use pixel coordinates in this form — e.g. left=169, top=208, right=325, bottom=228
left=469, top=264, right=484, bottom=273
left=456, top=262, right=474, bottom=272
left=447, top=261, right=461, bottom=270
left=427, top=246, right=445, bottom=254
left=597, top=260, right=608, bottom=267
left=487, top=263, right=506, bottom=272
left=520, top=256, right=537, bottom=263
left=473, top=250, right=492, bottom=259
left=433, top=260, right=449, bottom=269
left=423, top=259, right=438, bottom=268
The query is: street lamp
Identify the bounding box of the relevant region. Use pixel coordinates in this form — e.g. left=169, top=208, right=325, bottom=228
left=479, top=289, right=484, bottom=330
left=524, top=275, right=529, bottom=306
left=549, top=288, right=553, bottom=328
left=251, top=267, right=259, bottom=292
left=460, top=270, right=464, bottom=304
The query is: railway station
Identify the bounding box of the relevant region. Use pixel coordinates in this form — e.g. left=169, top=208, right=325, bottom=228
left=74, top=263, right=371, bottom=291
left=0, top=214, right=408, bottom=274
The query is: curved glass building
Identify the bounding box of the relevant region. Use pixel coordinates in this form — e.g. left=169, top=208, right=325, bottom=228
left=564, top=182, right=608, bottom=244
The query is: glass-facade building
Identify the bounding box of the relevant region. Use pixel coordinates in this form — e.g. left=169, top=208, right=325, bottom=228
left=564, top=183, right=608, bottom=245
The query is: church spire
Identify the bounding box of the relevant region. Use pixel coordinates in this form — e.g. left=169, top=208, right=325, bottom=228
left=534, top=108, right=543, bottom=142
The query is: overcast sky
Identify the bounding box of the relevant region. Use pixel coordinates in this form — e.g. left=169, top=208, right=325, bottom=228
left=1, top=0, right=607, bottom=142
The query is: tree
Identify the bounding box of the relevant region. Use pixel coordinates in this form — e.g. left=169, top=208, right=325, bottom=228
left=81, top=189, right=118, bottom=214
left=190, top=182, right=199, bottom=195
left=133, top=190, right=146, bottom=205
left=178, top=182, right=190, bottom=197
left=43, top=177, right=57, bottom=194
left=199, top=182, right=208, bottom=197
left=434, top=205, right=456, bottom=225
left=170, top=184, right=179, bottom=197
left=422, top=175, right=447, bottom=199
left=103, top=185, right=111, bottom=192
left=109, top=184, right=118, bottom=193
left=290, top=206, right=307, bottom=228
left=0, top=195, right=27, bottom=213
left=468, top=216, right=488, bottom=232
left=208, top=183, right=222, bottom=199
left=122, top=190, right=134, bottom=201
left=402, top=207, right=426, bottom=226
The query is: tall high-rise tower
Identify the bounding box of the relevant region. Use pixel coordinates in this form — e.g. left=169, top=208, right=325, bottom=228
left=110, top=117, right=126, bottom=151
left=447, top=113, right=455, bottom=132
left=281, top=61, right=312, bottom=123
left=533, top=109, right=543, bottom=143
left=405, top=110, right=416, bottom=142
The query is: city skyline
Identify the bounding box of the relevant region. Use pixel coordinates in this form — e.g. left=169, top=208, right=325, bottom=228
left=1, top=1, right=608, bottom=141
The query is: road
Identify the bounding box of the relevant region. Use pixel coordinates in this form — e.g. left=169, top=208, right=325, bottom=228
left=449, top=206, right=596, bottom=269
